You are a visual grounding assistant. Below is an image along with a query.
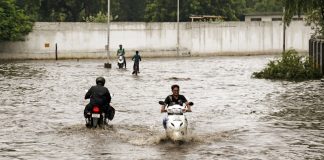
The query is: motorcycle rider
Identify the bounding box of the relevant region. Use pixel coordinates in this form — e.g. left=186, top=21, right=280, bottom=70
left=161, top=84, right=192, bottom=128
left=84, top=77, right=112, bottom=125
left=117, top=44, right=126, bottom=68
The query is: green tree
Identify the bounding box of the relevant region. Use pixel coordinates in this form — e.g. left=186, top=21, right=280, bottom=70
left=15, top=0, right=41, bottom=20
left=144, top=0, right=273, bottom=22
left=114, top=0, right=146, bottom=21
left=237, top=0, right=283, bottom=20
left=38, top=0, right=84, bottom=22
left=83, top=0, right=107, bottom=19
left=0, top=0, right=34, bottom=41
left=36, top=0, right=145, bottom=22
left=145, top=0, right=177, bottom=22
left=9, top=0, right=290, bottom=23
left=283, top=0, right=324, bottom=37
left=253, top=0, right=282, bottom=13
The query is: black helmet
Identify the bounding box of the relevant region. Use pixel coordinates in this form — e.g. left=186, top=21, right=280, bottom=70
left=96, top=77, right=105, bottom=86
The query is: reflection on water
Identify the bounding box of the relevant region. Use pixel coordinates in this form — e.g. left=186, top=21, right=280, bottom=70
left=0, top=57, right=323, bottom=159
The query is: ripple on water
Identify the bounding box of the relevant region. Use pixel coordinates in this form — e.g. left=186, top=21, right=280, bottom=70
left=56, top=123, right=233, bottom=147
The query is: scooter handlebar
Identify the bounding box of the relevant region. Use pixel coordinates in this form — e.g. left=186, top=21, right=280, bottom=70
left=158, top=101, right=166, bottom=105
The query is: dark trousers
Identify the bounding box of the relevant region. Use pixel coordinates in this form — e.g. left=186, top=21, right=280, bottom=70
left=123, top=57, right=126, bottom=68
left=133, top=62, right=139, bottom=72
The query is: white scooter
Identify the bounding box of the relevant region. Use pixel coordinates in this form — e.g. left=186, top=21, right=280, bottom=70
left=159, top=101, right=193, bottom=142
left=117, top=55, right=125, bottom=69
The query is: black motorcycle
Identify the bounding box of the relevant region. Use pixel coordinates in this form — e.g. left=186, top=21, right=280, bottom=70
left=86, top=105, right=115, bottom=128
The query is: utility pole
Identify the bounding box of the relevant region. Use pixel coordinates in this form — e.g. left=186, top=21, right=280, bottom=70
left=177, top=0, right=180, bottom=56
left=283, top=7, right=286, bottom=53
left=104, top=0, right=112, bottom=68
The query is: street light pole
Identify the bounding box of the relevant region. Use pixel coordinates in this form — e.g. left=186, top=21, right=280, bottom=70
left=104, top=0, right=112, bottom=68
left=283, top=6, right=286, bottom=53
left=177, top=0, right=179, bottom=56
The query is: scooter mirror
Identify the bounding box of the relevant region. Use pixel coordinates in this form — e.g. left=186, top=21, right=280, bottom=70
left=158, top=101, right=165, bottom=105
left=189, top=102, right=194, bottom=106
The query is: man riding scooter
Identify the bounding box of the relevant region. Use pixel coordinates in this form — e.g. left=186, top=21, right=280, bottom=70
left=161, top=84, right=192, bottom=129
left=117, top=44, right=126, bottom=68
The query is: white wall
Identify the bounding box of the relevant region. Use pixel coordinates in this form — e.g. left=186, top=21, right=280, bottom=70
left=188, top=21, right=312, bottom=56
left=0, top=21, right=313, bottom=59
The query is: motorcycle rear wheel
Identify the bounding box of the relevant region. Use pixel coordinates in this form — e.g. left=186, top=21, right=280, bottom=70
left=92, top=118, right=99, bottom=128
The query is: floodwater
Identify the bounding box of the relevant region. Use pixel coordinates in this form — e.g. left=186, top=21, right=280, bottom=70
left=0, top=56, right=323, bottom=160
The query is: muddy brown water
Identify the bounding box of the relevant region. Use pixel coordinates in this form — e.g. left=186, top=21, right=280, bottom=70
left=0, top=56, right=323, bottom=160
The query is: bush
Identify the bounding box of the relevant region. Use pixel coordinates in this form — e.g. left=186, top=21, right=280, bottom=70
left=83, top=11, right=107, bottom=23
left=253, top=49, right=322, bottom=81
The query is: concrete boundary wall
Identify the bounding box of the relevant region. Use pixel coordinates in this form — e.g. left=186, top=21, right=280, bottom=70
left=0, top=21, right=313, bottom=60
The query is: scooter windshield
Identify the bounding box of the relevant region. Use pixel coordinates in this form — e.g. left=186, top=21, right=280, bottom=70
left=167, top=105, right=183, bottom=115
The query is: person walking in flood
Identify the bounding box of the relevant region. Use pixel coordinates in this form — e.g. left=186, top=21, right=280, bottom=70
left=132, top=50, right=141, bottom=75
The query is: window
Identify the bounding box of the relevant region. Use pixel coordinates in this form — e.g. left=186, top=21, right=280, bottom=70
left=251, top=18, right=261, bottom=21
left=272, top=18, right=282, bottom=21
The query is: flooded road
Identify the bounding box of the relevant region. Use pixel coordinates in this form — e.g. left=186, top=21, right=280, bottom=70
left=0, top=56, right=323, bottom=160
